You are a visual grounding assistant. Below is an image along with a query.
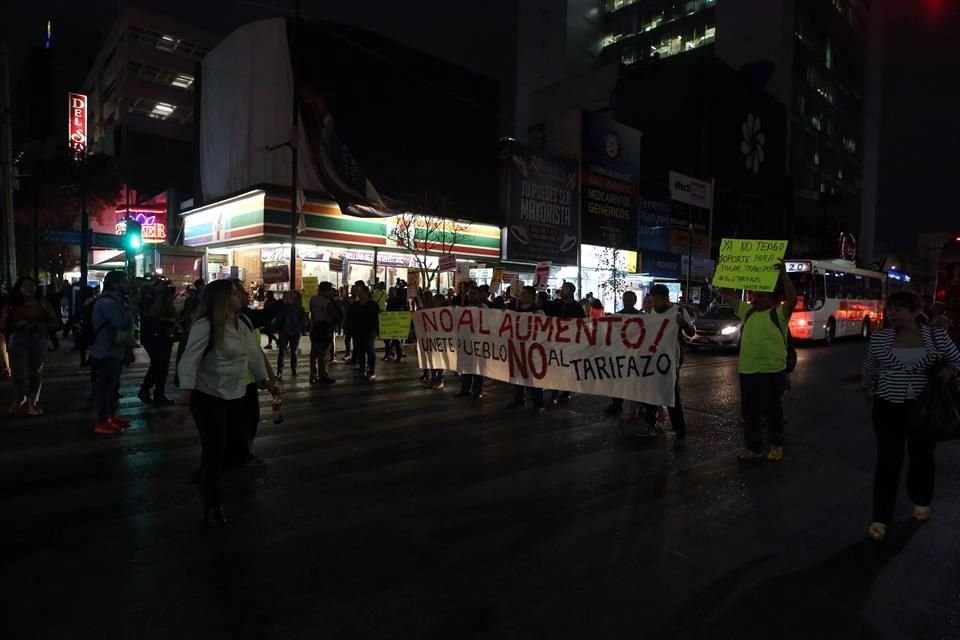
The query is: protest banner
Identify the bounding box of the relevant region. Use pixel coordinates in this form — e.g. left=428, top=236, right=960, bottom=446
left=301, top=276, right=318, bottom=311
left=380, top=311, right=413, bottom=340
left=415, top=307, right=679, bottom=406
left=713, top=238, right=788, bottom=292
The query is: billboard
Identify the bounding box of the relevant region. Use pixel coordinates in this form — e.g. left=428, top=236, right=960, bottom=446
left=581, top=111, right=642, bottom=250
left=68, top=92, right=87, bottom=159
left=502, top=143, right=579, bottom=265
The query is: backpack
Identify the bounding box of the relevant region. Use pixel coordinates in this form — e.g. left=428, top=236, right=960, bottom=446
left=745, top=307, right=797, bottom=373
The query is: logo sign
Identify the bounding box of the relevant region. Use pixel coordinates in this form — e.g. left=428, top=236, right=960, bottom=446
left=68, top=93, right=88, bottom=159
left=741, top=113, right=765, bottom=173
left=116, top=213, right=167, bottom=244
left=329, top=257, right=344, bottom=272
left=668, top=170, right=713, bottom=210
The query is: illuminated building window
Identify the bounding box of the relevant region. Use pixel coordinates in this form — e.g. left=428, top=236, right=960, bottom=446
left=172, top=73, right=194, bottom=89
left=825, top=40, right=833, bottom=70
left=813, top=152, right=820, bottom=166
left=150, top=102, right=176, bottom=119
left=811, top=115, right=822, bottom=131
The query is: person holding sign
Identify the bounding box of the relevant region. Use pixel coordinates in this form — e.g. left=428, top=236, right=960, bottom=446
left=506, top=286, right=546, bottom=412
left=309, top=282, right=341, bottom=385
left=720, top=259, right=797, bottom=461
left=348, top=284, right=381, bottom=381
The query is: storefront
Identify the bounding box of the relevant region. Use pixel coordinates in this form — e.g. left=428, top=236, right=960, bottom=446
left=181, top=187, right=502, bottom=294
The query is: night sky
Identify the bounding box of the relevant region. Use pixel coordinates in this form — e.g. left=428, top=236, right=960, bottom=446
left=4, top=0, right=959, bottom=252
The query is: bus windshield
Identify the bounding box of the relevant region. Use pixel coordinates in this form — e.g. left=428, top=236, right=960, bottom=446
left=788, top=271, right=822, bottom=311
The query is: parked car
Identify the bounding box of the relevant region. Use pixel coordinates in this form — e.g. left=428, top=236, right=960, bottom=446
left=684, top=305, right=742, bottom=349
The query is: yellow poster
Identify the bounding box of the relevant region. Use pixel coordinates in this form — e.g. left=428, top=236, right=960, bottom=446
left=490, top=267, right=504, bottom=291
left=301, top=276, right=319, bottom=311
left=713, top=238, right=788, bottom=292
left=379, top=311, right=413, bottom=340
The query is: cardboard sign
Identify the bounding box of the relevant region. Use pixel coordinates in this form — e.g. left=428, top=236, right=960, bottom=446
left=713, top=238, right=788, bottom=292
left=491, top=267, right=504, bottom=291
left=329, top=257, right=344, bottom=272
left=439, top=254, right=457, bottom=272
left=533, top=261, right=551, bottom=290
left=301, top=276, right=319, bottom=311
left=263, top=264, right=289, bottom=285
left=415, top=307, right=680, bottom=406
left=379, top=311, right=413, bottom=340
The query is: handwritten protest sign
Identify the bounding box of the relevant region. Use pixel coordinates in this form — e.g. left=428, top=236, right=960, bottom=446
left=415, top=307, right=679, bottom=406
left=713, top=238, right=788, bottom=292
left=301, top=277, right=318, bottom=311
left=379, top=311, right=413, bottom=340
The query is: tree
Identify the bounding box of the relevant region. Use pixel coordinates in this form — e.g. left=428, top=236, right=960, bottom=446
left=13, top=151, right=122, bottom=281
left=597, top=247, right=628, bottom=309
left=389, top=211, right=468, bottom=294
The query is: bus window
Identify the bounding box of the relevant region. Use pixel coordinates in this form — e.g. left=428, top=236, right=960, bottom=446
left=789, top=271, right=822, bottom=310
left=824, top=271, right=839, bottom=299
left=866, top=277, right=883, bottom=301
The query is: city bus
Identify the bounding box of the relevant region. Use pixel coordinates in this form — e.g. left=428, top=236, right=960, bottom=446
left=783, top=259, right=886, bottom=343
left=934, top=235, right=960, bottom=342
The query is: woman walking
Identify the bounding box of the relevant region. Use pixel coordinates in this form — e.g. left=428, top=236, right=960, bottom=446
left=861, top=291, right=960, bottom=541
left=1, top=277, right=60, bottom=415
left=175, top=280, right=278, bottom=526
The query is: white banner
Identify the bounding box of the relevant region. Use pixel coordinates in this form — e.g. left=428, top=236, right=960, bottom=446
left=415, top=307, right=679, bottom=406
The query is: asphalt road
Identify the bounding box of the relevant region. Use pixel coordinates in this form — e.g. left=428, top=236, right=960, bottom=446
left=1, top=338, right=958, bottom=639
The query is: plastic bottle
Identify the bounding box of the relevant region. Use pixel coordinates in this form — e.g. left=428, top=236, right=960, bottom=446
left=272, top=392, right=283, bottom=424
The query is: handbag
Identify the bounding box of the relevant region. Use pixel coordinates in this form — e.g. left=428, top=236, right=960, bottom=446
left=910, top=371, right=960, bottom=441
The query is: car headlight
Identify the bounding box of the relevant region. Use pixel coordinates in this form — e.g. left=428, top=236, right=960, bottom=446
left=720, top=325, right=739, bottom=336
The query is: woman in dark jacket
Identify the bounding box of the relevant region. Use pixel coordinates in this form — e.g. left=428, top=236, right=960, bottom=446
left=861, top=291, right=960, bottom=541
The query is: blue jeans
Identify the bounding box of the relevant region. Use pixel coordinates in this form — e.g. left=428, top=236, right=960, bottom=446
left=94, top=357, right=122, bottom=422
left=277, top=333, right=300, bottom=374
left=354, top=335, right=376, bottom=376
left=8, top=331, right=48, bottom=403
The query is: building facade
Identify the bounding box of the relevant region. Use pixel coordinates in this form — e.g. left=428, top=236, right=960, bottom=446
left=599, top=0, right=871, bottom=258
left=81, top=8, right=221, bottom=196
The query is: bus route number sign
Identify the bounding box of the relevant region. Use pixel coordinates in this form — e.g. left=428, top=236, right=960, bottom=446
left=785, top=261, right=811, bottom=273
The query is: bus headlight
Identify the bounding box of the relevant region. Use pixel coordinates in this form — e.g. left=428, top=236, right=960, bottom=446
left=721, top=325, right=739, bottom=336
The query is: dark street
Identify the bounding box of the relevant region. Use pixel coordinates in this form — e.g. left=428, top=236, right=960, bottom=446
left=3, top=340, right=959, bottom=639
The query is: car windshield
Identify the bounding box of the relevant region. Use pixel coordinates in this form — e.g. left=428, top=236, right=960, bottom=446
left=702, top=306, right=738, bottom=320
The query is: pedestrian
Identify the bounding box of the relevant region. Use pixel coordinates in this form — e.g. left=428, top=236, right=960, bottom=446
left=138, top=282, right=177, bottom=406
left=276, top=290, right=308, bottom=380
left=506, top=286, right=545, bottom=411
left=45, top=282, right=63, bottom=351
left=0, top=287, right=11, bottom=379
left=90, top=271, right=137, bottom=434
left=231, top=279, right=274, bottom=466
left=861, top=291, right=960, bottom=541
left=427, top=292, right=447, bottom=389
left=604, top=291, right=642, bottom=418
left=632, top=284, right=696, bottom=447
left=720, top=259, right=797, bottom=461
left=76, top=286, right=96, bottom=367
left=385, top=286, right=409, bottom=361
left=309, top=282, right=340, bottom=385
left=456, top=283, right=489, bottom=399
left=175, top=279, right=278, bottom=526
left=262, top=290, right=280, bottom=349
left=174, top=278, right=206, bottom=384
left=340, top=285, right=354, bottom=362
left=1, top=277, right=60, bottom=415
left=545, top=281, right=585, bottom=406
left=348, top=284, right=380, bottom=381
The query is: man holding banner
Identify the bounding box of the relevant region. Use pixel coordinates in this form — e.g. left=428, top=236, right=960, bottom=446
left=719, top=248, right=797, bottom=462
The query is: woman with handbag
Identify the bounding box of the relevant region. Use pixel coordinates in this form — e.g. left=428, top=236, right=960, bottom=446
left=1, top=277, right=60, bottom=415
left=175, top=280, right=279, bottom=526
left=861, top=291, right=960, bottom=541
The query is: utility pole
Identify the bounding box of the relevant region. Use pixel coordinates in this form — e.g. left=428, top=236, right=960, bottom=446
left=289, top=0, right=301, bottom=291
left=0, top=42, right=17, bottom=286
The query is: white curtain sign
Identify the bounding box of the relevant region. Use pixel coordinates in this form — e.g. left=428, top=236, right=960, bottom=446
left=415, top=308, right=679, bottom=406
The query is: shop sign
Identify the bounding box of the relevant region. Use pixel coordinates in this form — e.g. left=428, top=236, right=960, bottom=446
left=581, top=111, right=642, bottom=250
left=502, top=142, right=580, bottom=265
left=469, top=268, right=493, bottom=281
left=342, top=250, right=411, bottom=267
left=641, top=250, right=683, bottom=280
left=116, top=213, right=167, bottom=244
left=263, top=264, right=289, bottom=284
left=669, top=171, right=713, bottom=210
left=261, top=247, right=327, bottom=262
left=68, top=92, right=87, bottom=159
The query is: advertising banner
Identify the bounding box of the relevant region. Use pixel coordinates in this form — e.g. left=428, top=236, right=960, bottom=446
left=669, top=171, right=713, bottom=210
left=68, top=92, right=87, bottom=159
left=636, top=182, right=672, bottom=253
left=581, top=111, right=642, bottom=250
left=503, top=142, right=579, bottom=265
left=713, top=238, right=788, bottom=292
left=415, top=307, right=679, bottom=406
left=379, top=311, right=413, bottom=340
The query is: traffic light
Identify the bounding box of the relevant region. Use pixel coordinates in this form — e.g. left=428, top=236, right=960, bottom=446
left=123, top=216, right=143, bottom=256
